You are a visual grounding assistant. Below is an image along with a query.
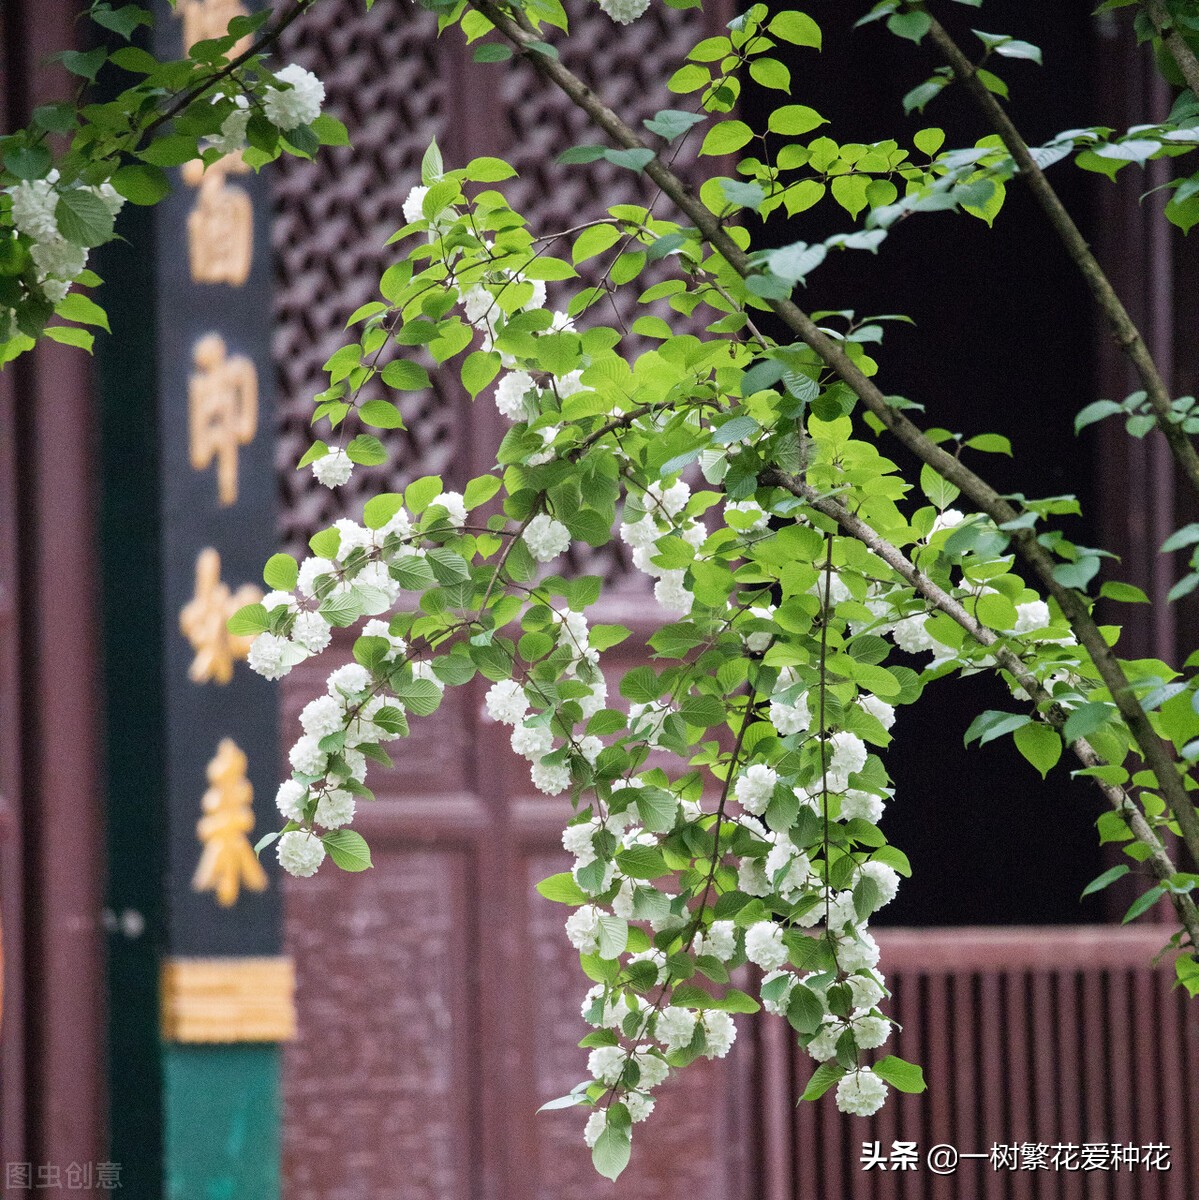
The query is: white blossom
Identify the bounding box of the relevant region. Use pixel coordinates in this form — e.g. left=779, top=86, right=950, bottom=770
left=598, top=0, right=651, bottom=25
left=213, top=98, right=251, bottom=154
left=848, top=972, right=886, bottom=1009
left=263, top=63, right=325, bottom=131
left=485, top=679, right=528, bottom=726
left=743, top=605, right=776, bottom=654
left=315, top=788, right=355, bottom=829
left=277, top=830, right=326, bottom=878
left=582, top=1110, right=606, bottom=1148
left=524, top=513, right=571, bottom=562
left=701, top=1010, right=737, bottom=1058
left=861, top=861, right=901, bottom=907
left=653, top=570, right=693, bottom=614
left=734, top=763, right=777, bottom=816
left=695, top=919, right=737, bottom=961
left=327, top=662, right=373, bottom=698
left=297, top=557, right=337, bottom=599
left=292, top=610, right=333, bottom=654
left=849, top=1010, right=891, bottom=1050
left=858, top=692, right=896, bottom=730
left=300, top=694, right=344, bottom=739
left=828, top=731, right=867, bottom=788
left=430, top=490, right=467, bottom=527
left=511, top=722, right=554, bottom=761
left=247, top=632, right=297, bottom=680
left=930, top=507, right=965, bottom=534
left=760, top=970, right=797, bottom=1017
left=495, top=370, right=535, bottom=419
left=311, top=447, right=353, bottom=488
left=8, top=178, right=59, bottom=241
left=1015, top=599, right=1051, bottom=633
left=841, top=788, right=885, bottom=825
left=655, top=1006, right=697, bottom=1052
left=835, top=1067, right=888, bottom=1117
left=625, top=1092, right=655, bottom=1123
left=531, top=759, right=571, bottom=795
left=744, top=920, right=788, bottom=971
left=565, top=904, right=604, bottom=954
left=275, top=779, right=308, bottom=822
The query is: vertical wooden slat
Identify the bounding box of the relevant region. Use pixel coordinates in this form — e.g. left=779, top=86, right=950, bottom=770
left=978, top=971, right=1006, bottom=1200
left=1108, top=970, right=1136, bottom=1200
left=1055, top=971, right=1083, bottom=1200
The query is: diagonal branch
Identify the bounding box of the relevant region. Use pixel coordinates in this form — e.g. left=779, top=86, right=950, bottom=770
left=925, top=13, right=1199, bottom=502
left=1145, top=0, right=1199, bottom=101
left=468, top=0, right=1199, bottom=870
left=762, top=468, right=1199, bottom=948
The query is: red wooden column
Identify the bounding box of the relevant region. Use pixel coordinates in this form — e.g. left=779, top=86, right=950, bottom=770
left=0, top=0, right=107, bottom=1175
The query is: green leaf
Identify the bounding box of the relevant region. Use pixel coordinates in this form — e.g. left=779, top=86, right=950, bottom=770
left=1074, top=399, right=1123, bottom=434
left=322, top=829, right=373, bottom=871
left=381, top=359, right=432, bottom=391
left=55, top=189, right=115, bottom=247
left=61, top=46, right=108, bottom=81
left=3, top=144, right=51, bottom=180
left=767, top=105, right=826, bottom=136
left=43, top=325, right=94, bottom=352
left=1062, top=701, right=1111, bottom=744
left=464, top=474, right=502, bottom=509
left=1013, top=721, right=1061, bottom=778
left=786, top=983, right=824, bottom=1034
left=769, top=10, right=821, bottom=48
left=572, top=223, right=623, bottom=264
left=227, top=603, right=268, bottom=636
left=1080, top=864, right=1129, bottom=899
left=597, top=914, right=628, bottom=959
left=591, top=1119, right=631, bottom=1181
left=604, top=148, right=656, bottom=173
left=800, top=1062, right=846, bottom=1101
left=465, top=155, right=516, bottom=181
left=1122, top=884, right=1165, bottom=924
left=473, top=42, right=513, bottom=62
left=636, top=787, right=678, bottom=833
left=888, top=10, right=931, bottom=42
left=964, top=709, right=1030, bottom=747
left=347, top=434, right=387, bottom=465
left=700, top=120, right=754, bottom=156
left=263, top=553, right=299, bottom=591
left=359, top=399, right=405, bottom=429
left=421, top=138, right=443, bottom=185
left=462, top=350, right=501, bottom=398
left=919, top=463, right=960, bottom=509
left=536, top=872, right=589, bottom=904
left=111, top=163, right=170, bottom=206
left=589, top=624, right=631, bottom=651
left=644, top=109, right=707, bottom=141
left=871, top=1055, right=926, bottom=1093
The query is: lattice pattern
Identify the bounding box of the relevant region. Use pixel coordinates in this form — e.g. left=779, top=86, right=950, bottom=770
left=272, top=1, right=459, bottom=555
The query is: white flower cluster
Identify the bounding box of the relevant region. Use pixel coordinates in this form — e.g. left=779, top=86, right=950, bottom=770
left=618, top=478, right=705, bottom=616
left=205, top=64, right=325, bottom=158
left=597, top=0, right=651, bottom=24
left=3, top=171, right=124, bottom=315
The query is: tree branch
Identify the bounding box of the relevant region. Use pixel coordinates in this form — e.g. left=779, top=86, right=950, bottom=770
left=1145, top=0, right=1199, bottom=101
left=468, top=0, right=1199, bottom=869
left=762, top=469, right=1199, bottom=948
left=925, top=14, right=1199, bottom=502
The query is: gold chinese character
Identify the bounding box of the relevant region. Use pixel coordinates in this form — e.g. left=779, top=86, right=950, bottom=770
left=193, top=738, right=268, bottom=907
left=189, top=333, right=257, bottom=506
left=182, top=154, right=253, bottom=286
left=180, top=547, right=262, bottom=684
left=177, top=0, right=253, bottom=55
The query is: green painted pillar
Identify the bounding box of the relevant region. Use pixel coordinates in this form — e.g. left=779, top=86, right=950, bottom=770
left=100, top=4, right=290, bottom=1196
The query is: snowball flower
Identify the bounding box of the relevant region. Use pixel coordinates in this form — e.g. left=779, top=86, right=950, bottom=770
left=841, top=788, right=884, bottom=825
left=858, top=693, right=896, bottom=731
left=300, top=694, right=344, bottom=739
left=743, top=605, right=776, bottom=654
left=581, top=983, right=629, bottom=1029
left=930, top=508, right=965, bottom=534
left=1015, top=599, right=1052, bottom=633
left=262, top=64, right=325, bottom=131
left=734, top=763, right=777, bottom=816
left=297, top=556, right=337, bottom=599
left=511, top=722, right=554, bottom=761
left=311, top=447, right=353, bottom=488
left=861, top=860, right=901, bottom=907
left=631, top=1047, right=669, bottom=1089
left=213, top=97, right=251, bottom=154
left=261, top=590, right=297, bottom=613
left=362, top=618, right=407, bottom=661
left=485, top=679, right=528, bottom=726
left=625, top=1093, right=655, bottom=1123
left=583, top=1110, right=606, bottom=1148
left=656, top=1006, right=697, bottom=1053
left=828, top=731, right=867, bottom=788
left=737, top=857, right=771, bottom=897
left=760, top=970, right=797, bottom=1017
left=429, top=490, right=467, bottom=527
left=654, top=570, right=693, bottom=615
left=314, top=787, right=355, bottom=829
left=403, top=185, right=429, bottom=225
left=589, top=1046, right=627, bottom=1086
left=835, top=1068, right=888, bottom=1117
left=646, top=479, right=690, bottom=519
left=563, top=821, right=598, bottom=866
left=565, top=904, right=604, bottom=954
left=275, top=779, right=308, bottom=822
left=744, top=921, right=789, bottom=971
left=598, top=0, right=651, bottom=24
left=288, top=735, right=327, bottom=777
left=696, top=919, right=736, bottom=961
left=327, top=663, right=372, bottom=698
left=8, top=178, right=59, bottom=241
left=849, top=1010, right=891, bottom=1050
left=524, top=514, right=571, bottom=562
left=495, top=370, right=534, bottom=419
left=277, top=830, right=326, bottom=878
left=702, top=1010, right=737, bottom=1058
left=292, top=610, right=332, bottom=654
left=531, top=759, right=571, bottom=796
left=770, top=694, right=811, bottom=736
left=848, top=972, right=886, bottom=1009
